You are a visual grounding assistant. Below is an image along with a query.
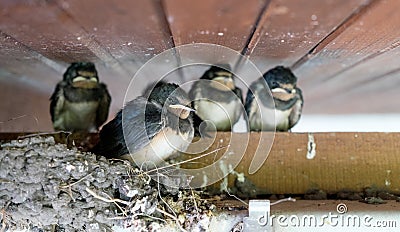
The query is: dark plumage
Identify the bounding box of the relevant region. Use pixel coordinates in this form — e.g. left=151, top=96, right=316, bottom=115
left=189, top=64, right=243, bottom=133
left=245, top=66, right=303, bottom=131
left=50, top=62, right=111, bottom=132
left=94, top=83, right=194, bottom=167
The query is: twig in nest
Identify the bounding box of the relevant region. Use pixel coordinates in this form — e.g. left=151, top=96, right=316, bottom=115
left=109, top=213, right=166, bottom=223
left=144, top=145, right=230, bottom=174
left=17, top=131, right=72, bottom=139
left=270, top=197, right=296, bottom=205
left=156, top=208, right=188, bottom=232
left=153, top=166, right=178, bottom=218
left=60, top=172, right=93, bottom=189
left=190, top=188, right=198, bottom=212
left=0, top=202, right=11, bottom=232
left=60, top=185, right=76, bottom=202
left=85, top=188, right=131, bottom=205
left=101, top=191, right=128, bottom=217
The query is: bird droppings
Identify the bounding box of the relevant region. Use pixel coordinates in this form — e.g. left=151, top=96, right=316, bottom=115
left=0, top=136, right=216, bottom=231
left=306, top=133, right=316, bottom=159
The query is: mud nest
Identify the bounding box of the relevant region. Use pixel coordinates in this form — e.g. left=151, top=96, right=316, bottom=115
left=0, top=136, right=214, bottom=231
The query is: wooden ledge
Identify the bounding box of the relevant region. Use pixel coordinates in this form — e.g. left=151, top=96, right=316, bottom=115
left=1, top=132, right=399, bottom=194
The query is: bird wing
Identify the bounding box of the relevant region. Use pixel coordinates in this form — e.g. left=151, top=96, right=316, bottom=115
left=122, top=98, right=164, bottom=154
left=95, top=83, right=112, bottom=129
left=49, top=82, right=66, bottom=123
left=289, top=87, right=304, bottom=128
left=95, top=97, right=164, bottom=158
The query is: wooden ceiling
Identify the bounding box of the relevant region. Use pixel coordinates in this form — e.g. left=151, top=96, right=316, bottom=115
left=0, top=0, right=399, bottom=131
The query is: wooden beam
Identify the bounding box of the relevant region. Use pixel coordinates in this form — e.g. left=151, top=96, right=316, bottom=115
left=163, top=0, right=265, bottom=52
left=180, top=132, right=400, bottom=195
left=2, top=132, right=397, bottom=195
left=249, top=0, right=369, bottom=70
left=295, top=0, right=400, bottom=113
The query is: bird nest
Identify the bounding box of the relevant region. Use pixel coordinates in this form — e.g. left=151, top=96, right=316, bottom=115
left=0, top=136, right=214, bottom=231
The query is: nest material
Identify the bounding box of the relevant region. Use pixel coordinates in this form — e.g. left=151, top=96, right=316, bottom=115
left=0, top=136, right=214, bottom=231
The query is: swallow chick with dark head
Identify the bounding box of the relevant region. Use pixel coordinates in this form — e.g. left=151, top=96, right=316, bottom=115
left=93, top=83, right=194, bottom=167
left=50, top=62, right=111, bottom=132
left=189, top=64, right=243, bottom=133
left=245, top=66, right=303, bottom=131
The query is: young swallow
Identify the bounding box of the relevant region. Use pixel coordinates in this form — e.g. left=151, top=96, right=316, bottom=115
left=245, top=66, right=303, bottom=131
left=94, top=83, right=194, bottom=167
left=50, top=62, right=111, bottom=132
left=189, top=64, right=243, bottom=133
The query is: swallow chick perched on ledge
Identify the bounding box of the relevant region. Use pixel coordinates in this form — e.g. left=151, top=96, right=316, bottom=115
left=245, top=66, right=303, bottom=131
left=94, top=83, right=194, bottom=167
left=50, top=62, right=111, bottom=132
left=189, top=64, right=243, bottom=133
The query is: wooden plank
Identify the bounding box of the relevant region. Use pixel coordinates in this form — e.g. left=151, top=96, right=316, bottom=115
left=295, top=0, right=400, bottom=97
left=0, top=31, right=63, bottom=92
left=0, top=80, right=53, bottom=132
left=2, top=132, right=399, bottom=195
left=211, top=200, right=400, bottom=212
left=304, top=46, right=400, bottom=113
left=163, top=0, right=266, bottom=51
left=249, top=0, right=369, bottom=70
left=58, top=0, right=174, bottom=70
left=0, top=1, right=97, bottom=62
left=180, top=132, right=400, bottom=195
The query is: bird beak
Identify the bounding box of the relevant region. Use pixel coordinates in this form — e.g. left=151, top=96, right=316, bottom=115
left=169, top=104, right=195, bottom=119
left=169, top=104, right=195, bottom=112
left=72, top=76, right=98, bottom=83
left=271, top=87, right=295, bottom=94
left=212, top=76, right=235, bottom=90
left=271, top=87, right=287, bottom=93
left=72, top=76, right=98, bottom=88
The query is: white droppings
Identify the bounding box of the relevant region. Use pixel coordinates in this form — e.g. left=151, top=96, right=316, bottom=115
left=77, top=37, right=81, bottom=41
left=88, top=209, right=94, bottom=219
left=306, top=133, right=316, bottom=159
left=385, top=170, right=392, bottom=186
left=65, top=164, right=75, bottom=172
left=168, top=15, right=174, bottom=23
left=220, top=139, right=224, bottom=143
left=127, top=188, right=139, bottom=197
left=311, top=14, right=318, bottom=21
left=127, top=42, right=132, bottom=46
left=219, top=161, right=229, bottom=192
left=217, top=32, right=224, bottom=36
left=147, top=47, right=155, bottom=51
left=311, top=21, right=319, bottom=26
left=201, top=172, right=208, bottom=188
left=281, top=39, right=285, bottom=43
left=385, top=180, right=391, bottom=186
